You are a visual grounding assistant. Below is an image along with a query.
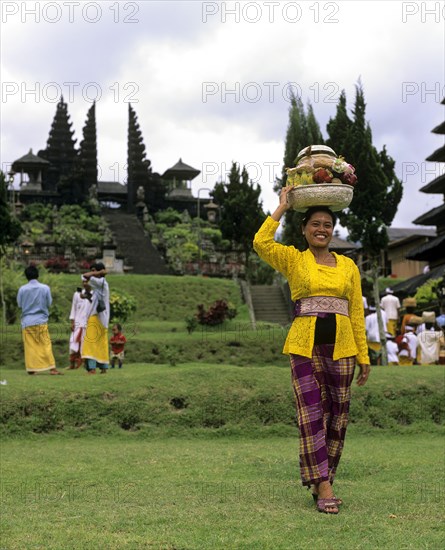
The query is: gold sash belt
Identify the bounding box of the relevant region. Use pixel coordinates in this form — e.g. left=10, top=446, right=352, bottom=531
left=294, top=296, right=349, bottom=317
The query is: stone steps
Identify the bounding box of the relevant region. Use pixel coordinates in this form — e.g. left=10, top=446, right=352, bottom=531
left=102, top=208, right=170, bottom=275
left=250, top=284, right=292, bottom=326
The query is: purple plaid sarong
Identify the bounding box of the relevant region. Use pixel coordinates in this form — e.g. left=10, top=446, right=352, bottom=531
left=290, top=344, right=356, bottom=487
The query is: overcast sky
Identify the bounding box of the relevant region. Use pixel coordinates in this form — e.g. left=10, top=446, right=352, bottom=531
left=1, top=0, right=444, bottom=235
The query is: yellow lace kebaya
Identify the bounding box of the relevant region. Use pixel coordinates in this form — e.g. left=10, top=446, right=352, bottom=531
left=253, top=216, right=370, bottom=364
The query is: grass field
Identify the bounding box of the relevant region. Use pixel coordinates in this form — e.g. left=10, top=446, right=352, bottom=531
left=1, top=275, right=444, bottom=548
left=1, top=434, right=443, bottom=549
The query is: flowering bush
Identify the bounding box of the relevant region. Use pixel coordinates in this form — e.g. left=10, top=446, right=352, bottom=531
left=109, top=290, right=137, bottom=322
left=44, top=256, right=70, bottom=273
left=415, top=278, right=443, bottom=308
left=196, top=299, right=237, bottom=326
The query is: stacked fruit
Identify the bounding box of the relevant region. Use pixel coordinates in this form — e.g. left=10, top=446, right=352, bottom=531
left=286, top=145, right=357, bottom=187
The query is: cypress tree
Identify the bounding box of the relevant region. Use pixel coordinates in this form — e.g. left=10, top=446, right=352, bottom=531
left=278, top=93, right=324, bottom=248
left=306, top=102, right=324, bottom=146
left=326, top=90, right=352, bottom=152
left=327, top=83, right=403, bottom=365
left=212, top=162, right=265, bottom=271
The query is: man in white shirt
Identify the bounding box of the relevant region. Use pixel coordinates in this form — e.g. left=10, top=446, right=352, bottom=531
left=386, top=333, right=399, bottom=365
left=68, top=278, right=92, bottom=369
left=365, top=306, right=387, bottom=365
left=380, top=288, right=401, bottom=336
left=398, top=326, right=418, bottom=366
left=403, top=326, right=418, bottom=365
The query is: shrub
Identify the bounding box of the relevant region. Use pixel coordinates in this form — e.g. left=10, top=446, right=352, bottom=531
left=185, top=315, right=198, bottom=334
left=196, top=299, right=237, bottom=326
left=246, top=255, right=276, bottom=284
left=21, top=203, right=53, bottom=224
left=415, top=278, right=443, bottom=308
left=109, top=289, right=137, bottom=322
left=44, top=256, right=70, bottom=273
left=155, top=208, right=183, bottom=226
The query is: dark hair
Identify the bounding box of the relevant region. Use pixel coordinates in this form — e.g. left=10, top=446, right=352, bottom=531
left=90, top=262, right=105, bottom=271
left=113, top=323, right=122, bottom=331
left=302, top=206, right=337, bottom=227
left=24, top=265, right=39, bottom=281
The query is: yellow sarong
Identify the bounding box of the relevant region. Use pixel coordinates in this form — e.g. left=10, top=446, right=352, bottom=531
left=399, top=355, right=414, bottom=366
left=367, top=341, right=382, bottom=352
left=386, top=319, right=397, bottom=336
left=82, top=315, right=109, bottom=364
left=22, top=324, right=56, bottom=373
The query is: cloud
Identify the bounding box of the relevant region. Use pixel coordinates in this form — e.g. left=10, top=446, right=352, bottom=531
left=1, top=0, right=444, bottom=231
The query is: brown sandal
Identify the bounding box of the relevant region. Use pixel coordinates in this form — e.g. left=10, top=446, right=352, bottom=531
left=313, top=494, right=343, bottom=505
left=317, top=498, right=339, bottom=514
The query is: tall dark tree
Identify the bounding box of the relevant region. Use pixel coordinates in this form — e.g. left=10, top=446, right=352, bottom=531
left=127, top=104, right=152, bottom=212
left=326, top=90, right=352, bottom=152
left=0, top=172, right=21, bottom=255
left=277, top=93, right=324, bottom=248
left=327, top=83, right=403, bottom=364
left=211, top=162, right=265, bottom=271
left=306, top=102, right=324, bottom=146
left=38, top=96, right=78, bottom=193
left=0, top=171, right=22, bottom=323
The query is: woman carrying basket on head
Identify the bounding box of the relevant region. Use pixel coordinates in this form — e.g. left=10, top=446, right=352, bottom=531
left=253, top=185, right=370, bottom=515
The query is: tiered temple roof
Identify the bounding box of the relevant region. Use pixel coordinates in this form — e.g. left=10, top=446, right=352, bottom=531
left=407, top=98, right=445, bottom=266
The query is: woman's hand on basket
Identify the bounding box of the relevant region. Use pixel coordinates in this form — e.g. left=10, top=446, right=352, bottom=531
left=279, top=185, right=294, bottom=210
left=271, top=186, right=293, bottom=221
left=356, top=364, right=370, bottom=386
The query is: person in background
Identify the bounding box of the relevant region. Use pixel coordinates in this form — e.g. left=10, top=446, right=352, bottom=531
left=365, top=304, right=387, bottom=365
left=400, top=297, right=423, bottom=335
left=386, top=333, right=399, bottom=366
left=253, top=187, right=370, bottom=515
left=362, top=295, right=369, bottom=316
left=397, top=325, right=417, bottom=366
left=68, top=278, right=92, bottom=369
left=438, top=327, right=445, bottom=365
left=81, top=263, right=110, bottom=374
left=110, top=323, right=127, bottom=369
left=417, top=312, right=442, bottom=365
left=416, top=311, right=436, bottom=336
left=380, top=288, right=401, bottom=336
left=434, top=307, right=445, bottom=330
left=16, top=265, right=62, bottom=375
left=401, top=325, right=418, bottom=366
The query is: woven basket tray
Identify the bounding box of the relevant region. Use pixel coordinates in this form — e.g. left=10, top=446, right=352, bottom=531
left=287, top=184, right=354, bottom=212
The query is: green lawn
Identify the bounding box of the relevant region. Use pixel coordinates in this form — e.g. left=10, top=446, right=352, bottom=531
left=1, top=434, right=443, bottom=549
left=1, top=275, right=444, bottom=548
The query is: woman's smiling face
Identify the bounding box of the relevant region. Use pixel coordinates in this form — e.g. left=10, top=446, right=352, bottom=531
left=303, top=211, right=334, bottom=249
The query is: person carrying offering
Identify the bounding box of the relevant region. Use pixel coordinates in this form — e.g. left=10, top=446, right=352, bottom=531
left=81, top=263, right=110, bottom=374
left=253, top=184, right=370, bottom=515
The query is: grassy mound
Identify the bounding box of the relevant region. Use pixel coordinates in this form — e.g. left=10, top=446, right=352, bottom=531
left=0, top=364, right=443, bottom=437
left=1, top=274, right=252, bottom=366
left=55, top=274, right=244, bottom=321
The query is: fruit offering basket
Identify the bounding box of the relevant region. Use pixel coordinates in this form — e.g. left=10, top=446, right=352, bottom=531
left=285, top=145, right=357, bottom=212
left=287, top=183, right=354, bottom=212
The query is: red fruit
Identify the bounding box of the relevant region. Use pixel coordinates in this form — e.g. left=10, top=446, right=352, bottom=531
left=341, top=172, right=357, bottom=186
left=313, top=168, right=333, bottom=183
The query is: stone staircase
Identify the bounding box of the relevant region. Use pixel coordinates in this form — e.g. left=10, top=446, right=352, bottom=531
left=102, top=208, right=170, bottom=274
left=250, top=284, right=292, bottom=326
